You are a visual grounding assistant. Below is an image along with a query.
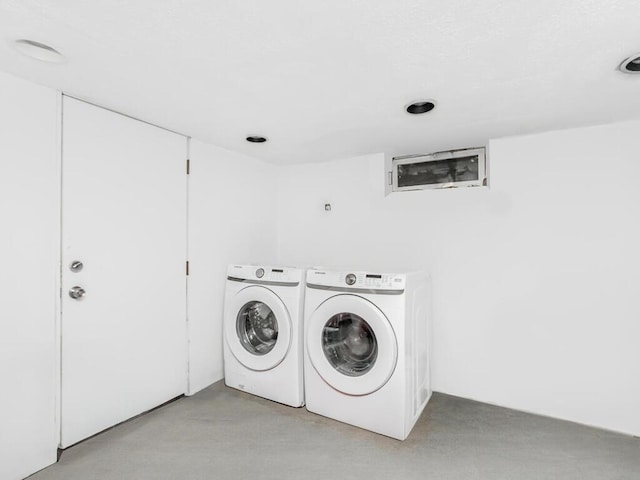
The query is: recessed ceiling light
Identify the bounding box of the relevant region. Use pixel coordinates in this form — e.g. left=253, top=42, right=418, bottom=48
left=246, top=136, right=267, bottom=143
left=406, top=100, right=437, bottom=115
left=12, top=39, right=64, bottom=63
left=620, top=53, right=640, bottom=73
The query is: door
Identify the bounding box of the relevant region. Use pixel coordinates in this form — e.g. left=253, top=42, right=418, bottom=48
left=60, top=97, right=187, bottom=447
left=306, top=294, right=398, bottom=396
left=224, top=285, right=292, bottom=371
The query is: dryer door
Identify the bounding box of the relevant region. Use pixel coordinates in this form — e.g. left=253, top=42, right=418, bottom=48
left=306, top=294, right=398, bottom=396
left=225, top=285, right=292, bottom=371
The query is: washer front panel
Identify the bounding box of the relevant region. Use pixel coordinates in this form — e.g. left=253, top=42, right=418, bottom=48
left=225, top=285, right=292, bottom=371
left=307, top=294, right=398, bottom=395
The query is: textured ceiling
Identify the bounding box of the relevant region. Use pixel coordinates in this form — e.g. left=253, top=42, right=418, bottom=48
left=1, top=0, right=639, bottom=164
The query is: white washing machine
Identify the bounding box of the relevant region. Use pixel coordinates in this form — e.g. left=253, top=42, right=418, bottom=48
left=223, top=265, right=305, bottom=407
left=304, top=269, right=431, bottom=440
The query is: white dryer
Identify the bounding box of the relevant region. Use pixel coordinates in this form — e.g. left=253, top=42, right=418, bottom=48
left=223, top=265, right=304, bottom=407
left=304, top=269, right=431, bottom=440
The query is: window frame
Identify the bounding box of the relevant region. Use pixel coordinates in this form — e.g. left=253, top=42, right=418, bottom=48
left=392, top=147, right=487, bottom=192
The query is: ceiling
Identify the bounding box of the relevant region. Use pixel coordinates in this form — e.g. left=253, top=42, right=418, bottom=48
left=1, top=0, right=639, bottom=165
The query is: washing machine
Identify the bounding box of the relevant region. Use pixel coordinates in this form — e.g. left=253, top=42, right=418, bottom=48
left=304, top=269, right=431, bottom=440
left=223, top=265, right=305, bottom=407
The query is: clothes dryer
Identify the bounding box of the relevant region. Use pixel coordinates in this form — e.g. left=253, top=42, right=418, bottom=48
left=304, top=269, right=430, bottom=439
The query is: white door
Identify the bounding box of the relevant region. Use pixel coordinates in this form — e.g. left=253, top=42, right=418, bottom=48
left=306, top=294, right=398, bottom=396
left=60, top=97, right=187, bottom=448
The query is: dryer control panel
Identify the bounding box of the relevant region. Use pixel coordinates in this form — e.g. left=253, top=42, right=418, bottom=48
left=307, top=269, right=406, bottom=292
left=227, top=264, right=303, bottom=284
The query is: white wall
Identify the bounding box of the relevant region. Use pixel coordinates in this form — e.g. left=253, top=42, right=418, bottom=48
left=1, top=63, right=636, bottom=480
left=276, top=121, right=640, bottom=437
left=0, top=72, right=59, bottom=478
left=187, top=140, right=278, bottom=394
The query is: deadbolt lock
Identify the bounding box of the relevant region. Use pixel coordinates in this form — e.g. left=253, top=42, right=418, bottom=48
left=70, top=260, right=84, bottom=273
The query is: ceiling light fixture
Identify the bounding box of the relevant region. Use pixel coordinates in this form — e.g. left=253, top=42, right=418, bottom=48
left=406, top=100, right=437, bottom=115
left=246, top=136, right=267, bottom=143
left=12, top=39, right=65, bottom=63
left=620, top=53, right=640, bottom=73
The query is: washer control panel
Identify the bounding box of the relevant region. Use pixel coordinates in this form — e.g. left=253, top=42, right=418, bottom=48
left=308, top=270, right=406, bottom=291
left=227, top=264, right=303, bottom=283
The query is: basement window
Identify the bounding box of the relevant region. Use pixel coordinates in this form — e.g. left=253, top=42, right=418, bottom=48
left=391, top=147, right=487, bottom=192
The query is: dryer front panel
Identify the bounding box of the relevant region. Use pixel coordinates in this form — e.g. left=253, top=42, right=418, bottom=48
left=306, top=294, right=398, bottom=396
left=225, top=286, right=292, bottom=371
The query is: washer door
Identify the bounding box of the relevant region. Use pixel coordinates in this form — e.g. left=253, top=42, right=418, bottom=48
left=225, top=285, right=292, bottom=371
left=306, top=294, right=398, bottom=396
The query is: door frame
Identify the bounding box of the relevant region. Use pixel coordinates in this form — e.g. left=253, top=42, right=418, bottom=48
left=57, top=94, right=190, bottom=448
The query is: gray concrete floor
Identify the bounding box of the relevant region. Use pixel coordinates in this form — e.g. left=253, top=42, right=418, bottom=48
left=31, top=381, right=639, bottom=480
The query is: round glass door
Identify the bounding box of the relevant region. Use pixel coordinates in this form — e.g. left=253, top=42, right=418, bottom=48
left=322, top=313, right=378, bottom=377
left=237, top=301, right=278, bottom=355
left=225, top=285, right=291, bottom=371
left=306, top=294, right=398, bottom=396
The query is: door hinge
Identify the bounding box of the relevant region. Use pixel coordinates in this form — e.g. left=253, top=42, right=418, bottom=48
left=186, top=159, right=190, bottom=175
left=186, top=261, right=190, bottom=276
left=388, top=171, right=393, bottom=185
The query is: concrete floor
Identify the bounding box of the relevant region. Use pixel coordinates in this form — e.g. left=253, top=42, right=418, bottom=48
left=31, top=382, right=639, bottom=480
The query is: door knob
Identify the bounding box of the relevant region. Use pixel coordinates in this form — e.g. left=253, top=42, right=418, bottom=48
left=69, top=286, right=86, bottom=300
